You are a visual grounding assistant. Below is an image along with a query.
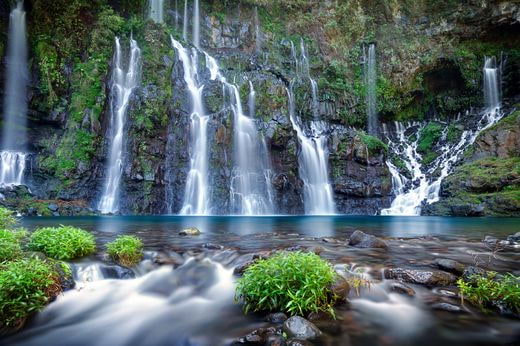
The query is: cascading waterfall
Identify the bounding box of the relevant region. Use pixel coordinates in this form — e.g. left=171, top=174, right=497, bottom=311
left=248, top=81, right=255, bottom=118
left=381, top=56, right=504, bottom=216
left=172, top=37, right=210, bottom=215
left=193, top=0, right=200, bottom=48
left=287, top=85, right=336, bottom=215
left=0, top=1, right=29, bottom=187
left=364, top=43, right=378, bottom=136
left=182, top=0, right=188, bottom=41
left=149, top=0, right=164, bottom=23
left=98, top=38, right=141, bottom=214
left=205, top=54, right=274, bottom=215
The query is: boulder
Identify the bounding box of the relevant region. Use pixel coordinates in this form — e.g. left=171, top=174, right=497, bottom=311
left=462, top=266, right=487, bottom=282
left=179, top=227, right=201, bottom=236
left=388, top=282, right=416, bottom=296
left=266, top=312, right=288, bottom=324
left=266, top=335, right=287, bottom=346
left=283, top=316, right=322, bottom=340
left=507, top=232, right=520, bottom=244
left=384, top=268, right=456, bottom=286
left=287, top=339, right=314, bottom=346
left=233, top=327, right=277, bottom=344
left=348, top=230, right=387, bottom=249
left=329, top=276, right=350, bottom=301
left=450, top=204, right=484, bottom=216
left=433, top=258, right=465, bottom=276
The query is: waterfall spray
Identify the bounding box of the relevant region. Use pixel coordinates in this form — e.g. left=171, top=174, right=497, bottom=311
left=365, top=44, right=378, bottom=136
left=98, top=38, right=141, bottom=214
left=183, top=0, right=188, bottom=41
left=193, top=0, right=200, bottom=48
left=149, top=0, right=164, bottom=24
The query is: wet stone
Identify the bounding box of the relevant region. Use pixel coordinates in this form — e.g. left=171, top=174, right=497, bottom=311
left=266, top=312, right=288, bottom=324
left=201, top=243, right=224, bottom=250
left=507, top=232, right=520, bottom=244
left=266, top=335, right=287, bottom=346
left=433, top=258, right=465, bottom=276
left=348, top=230, right=387, bottom=249
left=388, top=282, right=416, bottom=296
left=287, top=339, right=314, bottom=346
left=179, top=227, right=201, bottom=236
left=384, top=268, right=456, bottom=287
left=233, top=327, right=277, bottom=344
left=431, top=302, right=463, bottom=312
left=462, top=266, right=488, bottom=282
left=283, top=316, right=322, bottom=340
left=330, top=276, right=350, bottom=301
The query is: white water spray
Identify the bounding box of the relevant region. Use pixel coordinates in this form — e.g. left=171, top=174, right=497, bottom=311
left=365, top=44, right=378, bottom=136
left=193, top=0, right=200, bottom=48
left=172, top=37, right=210, bottom=215
left=149, top=0, right=164, bottom=23
left=182, top=0, right=188, bottom=41
left=0, top=2, right=29, bottom=187
left=98, top=38, right=141, bottom=214
left=382, top=57, right=504, bottom=215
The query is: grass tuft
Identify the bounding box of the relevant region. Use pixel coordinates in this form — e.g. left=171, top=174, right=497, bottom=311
left=28, top=226, right=95, bottom=260
left=106, top=235, right=144, bottom=267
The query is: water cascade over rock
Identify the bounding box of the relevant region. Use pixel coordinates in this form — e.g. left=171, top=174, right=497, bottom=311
left=193, top=0, right=200, bottom=48
left=172, top=37, right=211, bottom=215
left=98, top=38, right=141, bottom=214
left=381, top=57, right=504, bottom=216
left=149, top=0, right=164, bottom=24
left=0, top=2, right=29, bottom=187
left=364, top=44, right=378, bottom=136
left=182, top=0, right=188, bottom=41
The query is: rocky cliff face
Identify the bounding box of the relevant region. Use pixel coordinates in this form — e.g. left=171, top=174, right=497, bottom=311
left=0, top=0, right=519, bottom=216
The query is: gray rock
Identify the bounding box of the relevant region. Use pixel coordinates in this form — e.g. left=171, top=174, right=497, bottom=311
left=388, top=282, right=416, bottom=296
left=431, top=302, right=462, bottom=312
left=179, top=227, right=201, bottom=236
left=287, top=339, right=314, bottom=346
left=433, top=258, right=465, bottom=275
left=233, top=327, right=277, bottom=344
left=462, top=266, right=488, bottom=282
left=348, top=230, right=387, bottom=249
left=330, top=276, right=350, bottom=301
left=48, top=203, right=59, bottom=212
left=266, top=335, right=287, bottom=346
left=483, top=235, right=500, bottom=247
left=283, top=316, right=322, bottom=340
left=451, top=204, right=484, bottom=216
left=385, top=268, right=456, bottom=286
left=266, top=312, right=288, bottom=324
left=201, top=243, right=224, bottom=250
left=507, top=232, right=520, bottom=244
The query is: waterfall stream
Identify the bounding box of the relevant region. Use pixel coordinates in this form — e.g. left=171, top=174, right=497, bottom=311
left=381, top=57, right=504, bottom=215
left=149, top=0, right=164, bottom=23
left=98, top=38, right=141, bottom=214
left=182, top=0, right=188, bottom=41
left=0, top=2, right=29, bottom=187
left=364, top=44, right=378, bottom=136
left=193, top=0, right=200, bottom=48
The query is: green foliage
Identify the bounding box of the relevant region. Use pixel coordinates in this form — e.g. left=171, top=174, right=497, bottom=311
left=106, top=235, right=144, bottom=267
left=417, top=122, right=443, bottom=153
left=457, top=273, right=520, bottom=314
left=0, top=258, right=61, bottom=327
left=446, top=124, right=462, bottom=143
left=0, top=229, right=26, bottom=262
left=28, top=226, right=95, bottom=260
left=359, top=132, right=388, bottom=154
left=236, top=252, right=338, bottom=316
left=0, top=207, right=17, bottom=229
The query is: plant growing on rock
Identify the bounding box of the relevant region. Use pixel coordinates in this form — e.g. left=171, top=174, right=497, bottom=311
left=28, top=226, right=95, bottom=260
left=0, top=258, right=62, bottom=328
left=106, top=235, right=144, bottom=267
left=0, top=229, right=26, bottom=263
left=235, top=252, right=338, bottom=316
left=0, top=207, right=17, bottom=229
left=457, top=272, right=520, bottom=315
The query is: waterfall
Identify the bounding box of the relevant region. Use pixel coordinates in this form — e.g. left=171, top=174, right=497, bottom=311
left=287, top=85, right=335, bottom=215
left=193, top=0, right=200, bottom=48
left=182, top=0, right=188, bottom=41
left=248, top=81, right=256, bottom=118
left=171, top=37, right=210, bottom=215
left=204, top=54, right=274, bottom=215
left=381, top=56, right=504, bottom=216
left=149, top=0, right=164, bottom=24
left=254, top=7, right=261, bottom=52
left=98, top=38, right=141, bottom=214
left=364, top=44, right=378, bottom=136
left=0, top=1, right=29, bottom=187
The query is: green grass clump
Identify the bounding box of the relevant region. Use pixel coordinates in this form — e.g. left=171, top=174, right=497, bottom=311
left=28, top=226, right=95, bottom=260
left=0, top=258, right=62, bottom=327
left=417, top=122, right=443, bottom=153
left=0, top=229, right=26, bottom=262
left=0, top=207, right=17, bottom=229
left=360, top=132, right=388, bottom=155
left=457, top=272, right=520, bottom=314
left=106, top=235, right=143, bottom=267
left=236, top=252, right=338, bottom=316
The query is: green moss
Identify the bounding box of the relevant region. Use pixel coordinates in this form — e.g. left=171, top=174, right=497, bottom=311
left=106, top=235, right=144, bottom=267
left=446, top=124, right=462, bottom=143
left=417, top=122, right=443, bottom=153
left=236, top=251, right=339, bottom=317
left=28, top=226, right=96, bottom=260
left=360, top=132, right=388, bottom=155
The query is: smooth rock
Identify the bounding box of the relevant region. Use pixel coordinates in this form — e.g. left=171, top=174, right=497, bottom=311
left=384, top=268, right=456, bottom=286
left=266, top=312, right=288, bottom=324
left=233, top=251, right=271, bottom=275
left=330, top=276, right=350, bottom=301
left=431, top=302, right=462, bottom=312
left=348, top=230, right=387, bottom=249
left=266, top=335, right=287, bottom=346
left=201, top=243, right=224, bottom=250
left=433, top=258, right=465, bottom=276
left=507, top=232, right=520, bottom=244
left=287, top=339, right=314, bottom=346
left=283, top=316, right=322, bottom=340
left=179, top=227, right=201, bottom=236
left=47, top=203, right=59, bottom=212
left=388, top=282, right=416, bottom=296
left=233, top=327, right=277, bottom=344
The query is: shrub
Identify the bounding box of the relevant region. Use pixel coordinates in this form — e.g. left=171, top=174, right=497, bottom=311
left=236, top=252, right=338, bottom=316
left=0, top=207, right=17, bottom=229
left=106, top=235, right=143, bottom=267
left=360, top=132, right=388, bottom=155
left=0, top=229, right=26, bottom=262
left=28, top=226, right=96, bottom=260
left=457, top=272, right=520, bottom=314
left=417, top=122, right=443, bottom=153
left=0, top=258, right=61, bottom=327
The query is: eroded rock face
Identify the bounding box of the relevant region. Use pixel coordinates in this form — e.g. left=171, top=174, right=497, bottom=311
left=384, top=268, right=456, bottom=286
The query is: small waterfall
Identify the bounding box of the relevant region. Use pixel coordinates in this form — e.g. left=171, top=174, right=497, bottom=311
left=364, top=44, right=378, bottom=136
left=287, top=85, right=335, bottom=215
left=381, top=56, right=504, bottom=216
left=149, top=0, right=164, bottom=23
left=204, top=54, right=274, bottom=215
left=98, top=38, right=141, bottom=214
left=193, top=0, right=200, bottom=48
left=0, top=2, right=28, bottom=187
left=182, top=0, right=188, bottom=41
left=248, top=81, right=256, bottom=118
left=172, top=37, right=210, bottom=215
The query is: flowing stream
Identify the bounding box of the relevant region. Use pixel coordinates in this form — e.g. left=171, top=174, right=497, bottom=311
left=381, top=57, right=504, bottom=215
left=0, top=1, right=29, bottom=187
left=98, top=38, right=141, bottom=214
left=149, top=0, right=164, bottom=24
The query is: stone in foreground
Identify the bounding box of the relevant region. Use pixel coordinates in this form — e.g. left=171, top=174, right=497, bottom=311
left=348, top=230, right=387, bottom=249
left=283, top=316, right=322, bottom=340
left=384, top=268, right=456, bottom=286
left=179, top=227, right=201, bottom=236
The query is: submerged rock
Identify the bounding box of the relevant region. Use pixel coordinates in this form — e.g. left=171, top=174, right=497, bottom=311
left=233, top=327, right=277, bottom=344
left=384, top=268, right=456, bottom=286
left=462, top=266, right=488, bottom=282
left=266, top=312, right=288, bottom=324
left=179, top=227, right=201, bottom=236
left=283, top=316, right=322, bottom=340
left=431, top=302, right=463, bottom=312
left=348, top=230, right=387, bottom=249
left=388, top=282, right=416, bottom=296
left=507, top=232, right=520, bottom=244
left=433, top=258, right=465, bottom=276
